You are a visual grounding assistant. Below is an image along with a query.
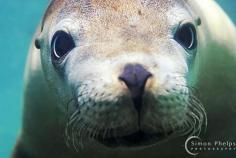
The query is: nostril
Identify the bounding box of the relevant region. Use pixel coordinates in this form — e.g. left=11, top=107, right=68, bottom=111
left=119, top=64, right=152, bottom=93
left=119, top=64, right=152, bottom=114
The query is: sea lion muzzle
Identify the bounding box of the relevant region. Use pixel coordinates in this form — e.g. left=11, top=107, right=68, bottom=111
left=119, top=64, right=152, bottom=113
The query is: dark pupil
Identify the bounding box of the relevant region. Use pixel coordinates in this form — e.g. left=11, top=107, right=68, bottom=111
left=52, top=31, right=75, bottom=59
left=175, top=24, right=196, bottom=50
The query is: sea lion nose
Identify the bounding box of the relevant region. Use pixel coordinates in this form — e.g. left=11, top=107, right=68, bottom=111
left=119, top=64, right=152, bottom=112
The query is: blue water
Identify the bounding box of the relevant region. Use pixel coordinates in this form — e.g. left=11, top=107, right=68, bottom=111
left=0, top=1, right=48, bottom=157
left=0, top=1, right=235, bottom=158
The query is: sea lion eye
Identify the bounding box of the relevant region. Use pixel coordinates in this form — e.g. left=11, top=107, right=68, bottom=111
left=51, top=31, right=75, bottom=60
left=174, top=23, right=197, bottom=50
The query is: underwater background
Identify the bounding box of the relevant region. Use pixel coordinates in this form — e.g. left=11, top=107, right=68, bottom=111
left=0, top=0, right=235, bottom=157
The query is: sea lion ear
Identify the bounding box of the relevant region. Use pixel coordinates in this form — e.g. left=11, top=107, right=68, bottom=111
left=35, top=38, right=41, bottom=49
left=35, top=33, right=43, bottom=49
left=195, top=17, right=201, bottom=26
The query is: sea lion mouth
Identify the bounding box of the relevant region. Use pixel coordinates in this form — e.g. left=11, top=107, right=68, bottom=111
left=96, top=130, right=173, bottom=147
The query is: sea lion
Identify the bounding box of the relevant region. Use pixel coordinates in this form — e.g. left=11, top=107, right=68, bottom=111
left=12, top=0, right=236, bottom=158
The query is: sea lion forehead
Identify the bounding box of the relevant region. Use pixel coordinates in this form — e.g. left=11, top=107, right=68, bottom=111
left=42, top=0, right=187, bottom=30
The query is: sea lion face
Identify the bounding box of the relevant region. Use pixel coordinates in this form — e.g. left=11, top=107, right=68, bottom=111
left=38, top=0, right=205, bottom=148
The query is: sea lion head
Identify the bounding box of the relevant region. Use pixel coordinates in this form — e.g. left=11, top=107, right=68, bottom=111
left=36, top=0, right=206, bottom=149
